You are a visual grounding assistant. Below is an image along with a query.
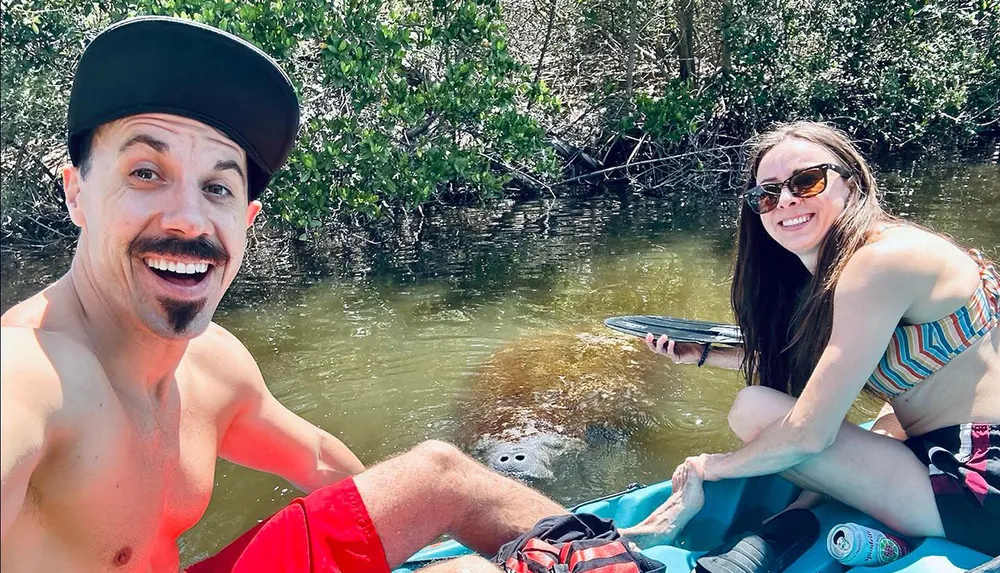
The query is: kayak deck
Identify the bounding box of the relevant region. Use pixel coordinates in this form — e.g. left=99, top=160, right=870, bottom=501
left=394, top=475, right=992, bottom=572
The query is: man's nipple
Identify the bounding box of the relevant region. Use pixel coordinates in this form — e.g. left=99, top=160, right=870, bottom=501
left=114, top=547, right=132, bottom=567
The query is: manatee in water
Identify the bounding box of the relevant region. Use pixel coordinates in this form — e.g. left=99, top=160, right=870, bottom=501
left=455, top=330, right=664, bottom=484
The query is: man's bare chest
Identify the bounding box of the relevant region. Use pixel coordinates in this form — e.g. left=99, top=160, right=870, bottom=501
left=23, top=388, right=221, bottom=569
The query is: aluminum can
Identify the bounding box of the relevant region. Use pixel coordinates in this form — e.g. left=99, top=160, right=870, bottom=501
left=826, top=522, right=912, bottom=566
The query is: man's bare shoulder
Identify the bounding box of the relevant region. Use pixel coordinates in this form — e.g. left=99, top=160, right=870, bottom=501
left=1, top=278, right=81, bottom=335
left=1, top=327, right=112, bottom=430
left=188, top=322, right=260, bottom=373
left=1, top=291, right=53, bottom=329
left=185, top=322, right=268, bottom=396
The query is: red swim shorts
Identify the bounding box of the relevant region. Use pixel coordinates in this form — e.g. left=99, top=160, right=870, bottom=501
left=187, top=477, right=390, bottom=573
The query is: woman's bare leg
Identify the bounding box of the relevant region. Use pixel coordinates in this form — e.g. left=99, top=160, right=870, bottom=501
left=726, top=385, right=945, bottom=538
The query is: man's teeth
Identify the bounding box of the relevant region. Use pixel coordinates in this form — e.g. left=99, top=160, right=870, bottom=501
left=145, top=258, right=210, bottom=274
left=781, top=215, right=812, bottom=227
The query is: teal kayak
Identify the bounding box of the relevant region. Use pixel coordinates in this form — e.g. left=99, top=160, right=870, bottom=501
left=394, top=473, right=993, bottom=572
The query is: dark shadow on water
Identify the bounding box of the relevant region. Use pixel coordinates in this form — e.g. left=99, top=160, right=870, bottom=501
left=3, top=156, right=996, bottom=317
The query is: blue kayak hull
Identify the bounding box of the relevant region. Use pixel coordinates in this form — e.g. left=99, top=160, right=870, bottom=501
left=394, top=474, right=992, bottom=572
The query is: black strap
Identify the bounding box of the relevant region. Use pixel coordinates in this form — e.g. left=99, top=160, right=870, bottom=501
left=697, top=344, right=712, bottom=367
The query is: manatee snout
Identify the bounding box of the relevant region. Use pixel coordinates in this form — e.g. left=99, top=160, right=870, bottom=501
left=459, top=330, right=664, bottom=486
left=475, top=434, right=579, bottom=481
left=487, top=443, right=553, bottom=480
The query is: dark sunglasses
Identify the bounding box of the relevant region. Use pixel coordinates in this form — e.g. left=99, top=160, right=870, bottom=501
left=744, top=163, right=852, bottom=215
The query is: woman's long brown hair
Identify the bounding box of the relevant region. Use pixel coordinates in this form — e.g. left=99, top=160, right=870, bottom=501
left=731, top=122, right=896, bottom=396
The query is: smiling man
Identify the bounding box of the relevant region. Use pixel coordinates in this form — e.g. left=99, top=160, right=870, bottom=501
left=0, top=16, right=564, bottom=573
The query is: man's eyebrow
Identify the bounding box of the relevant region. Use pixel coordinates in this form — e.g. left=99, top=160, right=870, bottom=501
left=118, top=134, right=170, bottom=155
left=214, top=159, right=246, bottom=183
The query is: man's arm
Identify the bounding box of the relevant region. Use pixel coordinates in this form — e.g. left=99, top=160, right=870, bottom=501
left=209, top=328, right=364, bottom=493
left=1, top=383, right=46, bottom=541
left=0, top=328, right=66, bottom=541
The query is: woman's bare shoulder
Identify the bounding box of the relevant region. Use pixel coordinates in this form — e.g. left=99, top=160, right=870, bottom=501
left=858, top=223, right=972, bottom=275
left=854, top=223, right=983, bottom=321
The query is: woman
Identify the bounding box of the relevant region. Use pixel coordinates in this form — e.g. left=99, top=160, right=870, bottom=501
left=620, top=121, right=999, bottom=556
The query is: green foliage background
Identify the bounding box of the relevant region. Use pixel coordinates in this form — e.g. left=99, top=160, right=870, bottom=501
left=2, top=0, right=997, bottom=244
left=2, top=0, right=559, bottom=242
left=714, top=0, right=999, bottom=147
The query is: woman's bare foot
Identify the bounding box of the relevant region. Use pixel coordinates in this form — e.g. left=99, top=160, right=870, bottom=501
left=620, top=461, right=706, bottom=548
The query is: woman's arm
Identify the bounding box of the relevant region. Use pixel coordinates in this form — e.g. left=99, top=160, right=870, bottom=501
left=698, top=244, right=930, bottom=482
left=647, top=334, right=744, bottom=370
left=704, top=345, right=744, bottom=370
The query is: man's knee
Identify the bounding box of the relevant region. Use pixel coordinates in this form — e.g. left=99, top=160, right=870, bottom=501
left=728, top=385, right=793, bottom=443
left=410, top=439, right=473, bottom=474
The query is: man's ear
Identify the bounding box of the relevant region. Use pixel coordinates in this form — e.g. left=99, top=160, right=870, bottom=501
left=246, top=200, right=263, bottom=228
left=62, top=164, right=85, bottom=228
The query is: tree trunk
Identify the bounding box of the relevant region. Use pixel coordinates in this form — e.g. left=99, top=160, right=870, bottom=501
left=530, top=0, right=558, bottom=109
left=625, top=0, right=638, bottom=99
left=676, top=0, right=696, bottom=82
left=719, top=0, right=733, bottom=75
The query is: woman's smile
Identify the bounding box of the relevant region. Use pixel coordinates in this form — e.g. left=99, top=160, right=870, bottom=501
left=778, top=213, right=815, bottom=230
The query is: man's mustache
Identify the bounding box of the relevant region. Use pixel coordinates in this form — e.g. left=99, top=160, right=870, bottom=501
left=128, top=236, right=229, bottom=266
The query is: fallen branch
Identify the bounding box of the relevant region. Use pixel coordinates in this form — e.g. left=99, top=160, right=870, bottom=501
left=479, top=151, right=553, bottom=196
left=556, top=142, right=747, bottom=185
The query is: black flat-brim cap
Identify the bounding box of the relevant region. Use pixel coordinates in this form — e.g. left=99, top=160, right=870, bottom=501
left=67, top=16, right=300, bottom=200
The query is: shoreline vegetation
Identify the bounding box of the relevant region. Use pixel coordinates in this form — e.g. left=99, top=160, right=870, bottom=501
left=3, top=0, right=998, bottom=252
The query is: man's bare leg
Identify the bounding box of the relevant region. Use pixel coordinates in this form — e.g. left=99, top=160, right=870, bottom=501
left=619, top=460, right=705, bottom=548
left=353, top=440, right=568, bottom=568
left=418, top=556, right=501, bottom=573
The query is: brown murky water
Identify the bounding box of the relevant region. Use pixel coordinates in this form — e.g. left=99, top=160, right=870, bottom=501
left=1, top=159, right=996, bottom=564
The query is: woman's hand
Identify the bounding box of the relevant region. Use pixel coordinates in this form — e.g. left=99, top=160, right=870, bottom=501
left=645, top=333, right=706, bottom=365
left=681, top=453, right=713, bottom=480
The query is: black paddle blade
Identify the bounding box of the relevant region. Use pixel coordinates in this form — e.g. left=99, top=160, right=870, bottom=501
left=604, top=315, right=743, bottom=347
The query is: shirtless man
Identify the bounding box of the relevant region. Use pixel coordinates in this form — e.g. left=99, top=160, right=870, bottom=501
left=0, top=16, right=567, bottom=573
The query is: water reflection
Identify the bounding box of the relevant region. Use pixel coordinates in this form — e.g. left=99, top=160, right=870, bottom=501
left=1, top=160, right=996, bottom=563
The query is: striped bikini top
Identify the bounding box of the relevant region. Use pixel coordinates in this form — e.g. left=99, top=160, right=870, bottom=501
left=867, top=250, right=999, bottom=401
